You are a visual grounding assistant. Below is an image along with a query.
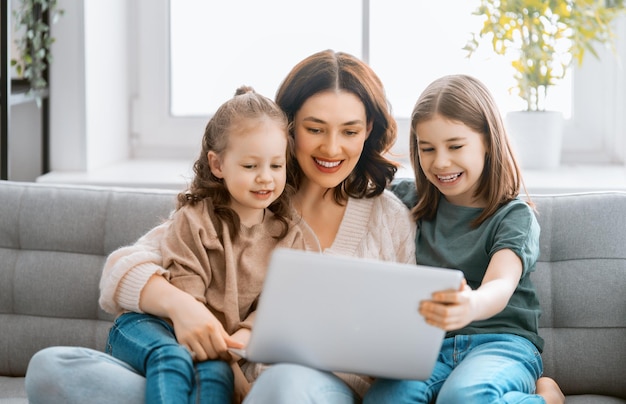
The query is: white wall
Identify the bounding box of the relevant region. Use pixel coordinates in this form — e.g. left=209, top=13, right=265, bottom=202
left=84, top=0, right=129, bottom=170
left=556, top=13, right=626, bottom=165
left=50, top=0, right=129, bottom=172
left=615, top=14, right=626, bottom=163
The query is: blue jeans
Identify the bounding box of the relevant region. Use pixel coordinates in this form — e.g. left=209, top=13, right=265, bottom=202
left=244, top=363, right=358, bottom=404
left=107, top=312, right=233, bottom=404
left=364, top=333, right=544, bottom=404
left=26, top=347, right=356, bottom=404
left=26, top=346, right=146, bottom=404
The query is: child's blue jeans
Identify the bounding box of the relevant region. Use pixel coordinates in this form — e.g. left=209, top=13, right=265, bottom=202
left=106, top=312, right=233, bottom=404
left=364, top=333, right=544, bottom=404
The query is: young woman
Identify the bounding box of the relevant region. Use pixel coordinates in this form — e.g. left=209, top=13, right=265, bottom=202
left=25, top=50, right=416, bottom=404
left=364, top=74, right=564, bottom=404
left=242, top=49, right=419, bottom=403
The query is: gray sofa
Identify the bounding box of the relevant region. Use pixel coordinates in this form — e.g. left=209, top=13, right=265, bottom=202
left=1, top=180, right=625, bottom=403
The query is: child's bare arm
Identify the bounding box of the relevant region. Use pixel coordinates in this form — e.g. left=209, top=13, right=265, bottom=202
left=419, top=249, right=522, bottom=331
left=231, top=327, right=252, bottom=348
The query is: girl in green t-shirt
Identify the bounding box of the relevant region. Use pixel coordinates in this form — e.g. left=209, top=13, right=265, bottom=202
left=366, top=74, right=564, bottom=404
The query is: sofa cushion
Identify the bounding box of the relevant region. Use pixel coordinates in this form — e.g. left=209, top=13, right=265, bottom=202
left=531, top=192, right=626, bottom=399
left=0, top=182, right=177, bottom=378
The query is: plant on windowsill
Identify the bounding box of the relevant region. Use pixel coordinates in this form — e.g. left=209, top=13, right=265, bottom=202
left=464, top=0, right=626, bottom=168
left=11, top=0, right=63, bottom=106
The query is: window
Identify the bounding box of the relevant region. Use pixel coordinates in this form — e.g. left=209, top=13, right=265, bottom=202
left=170, top=0, right=361, bottom=116
left=132, top=0, right=625, bottom=164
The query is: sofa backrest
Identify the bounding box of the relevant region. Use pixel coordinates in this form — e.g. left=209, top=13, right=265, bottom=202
left=0, top=181, right=177, bottom=377
left=530, top=192, right=626, bottom=399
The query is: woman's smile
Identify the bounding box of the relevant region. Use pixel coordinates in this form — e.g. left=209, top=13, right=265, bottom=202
left=314, top=157, right=344, bottom=173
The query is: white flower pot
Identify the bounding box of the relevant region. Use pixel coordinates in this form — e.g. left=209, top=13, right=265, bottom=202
left=505, top=111, right=564, bottom=169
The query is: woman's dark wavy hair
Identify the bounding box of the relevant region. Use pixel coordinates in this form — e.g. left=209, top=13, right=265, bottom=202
left=409, top=74, right=530, bottom=227
left=178, top=85, right=295, bottom=240
left=275, top=49, right=399, bottom=203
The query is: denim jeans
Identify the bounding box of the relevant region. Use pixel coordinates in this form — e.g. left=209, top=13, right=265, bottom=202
left=244, top=363, right=358, bottom=404
left=25, top=346, right=146, bottom=404
left=107, top=312, right=234, bottom=404
left=364, top=333, right=544, bottom=404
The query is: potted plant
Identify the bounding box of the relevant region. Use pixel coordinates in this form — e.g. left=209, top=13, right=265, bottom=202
left=465, top=0, right=626, bottom=168
left=11, top=0, right=63, bottom=104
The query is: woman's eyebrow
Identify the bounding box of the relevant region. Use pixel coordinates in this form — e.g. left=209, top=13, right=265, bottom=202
left=301, top=116, right=326, bottom=124
left=301, top=117, right=365, bottom=126
left=342, top=119, right=366, bottom=126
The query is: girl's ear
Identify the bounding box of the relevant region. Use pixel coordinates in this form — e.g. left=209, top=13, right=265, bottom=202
left=207, top=151, right=224, bottom=178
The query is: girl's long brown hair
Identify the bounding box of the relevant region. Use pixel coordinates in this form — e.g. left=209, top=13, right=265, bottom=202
left=410, top=74, right=530, bottom=227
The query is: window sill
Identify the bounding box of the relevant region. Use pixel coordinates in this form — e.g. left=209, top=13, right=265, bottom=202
left=37, top=159, right=626, bottom=194
left=37, top=160, right=195, bottom=191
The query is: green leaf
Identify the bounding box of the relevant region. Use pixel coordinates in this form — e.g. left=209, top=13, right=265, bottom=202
left=11, top=0, right=64, bottom=96
left=465, top=0, right=626, bottom=111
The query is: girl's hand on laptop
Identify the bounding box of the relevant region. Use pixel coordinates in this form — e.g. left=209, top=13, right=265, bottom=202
left=420, top=249, right=522, bottom=331
left=419, top=279, right=474, bottom=331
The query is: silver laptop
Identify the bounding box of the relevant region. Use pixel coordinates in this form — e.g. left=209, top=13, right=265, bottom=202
left=231, top=248, right=464, bottom=380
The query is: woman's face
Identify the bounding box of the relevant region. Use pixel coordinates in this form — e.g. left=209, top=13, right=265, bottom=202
left=293, top=90, right=370, bottom=190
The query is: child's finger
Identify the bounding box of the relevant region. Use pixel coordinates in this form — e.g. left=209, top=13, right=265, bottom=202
left=225, top=335, right=245, bottom=349
left=432, top=289, right=461, bottom=303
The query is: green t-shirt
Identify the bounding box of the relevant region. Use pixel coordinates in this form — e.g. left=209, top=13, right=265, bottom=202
left=391, top=178, right=544, bottom=351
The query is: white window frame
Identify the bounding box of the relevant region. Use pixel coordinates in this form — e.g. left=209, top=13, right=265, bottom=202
left=130, top=0, right=626, bottom=165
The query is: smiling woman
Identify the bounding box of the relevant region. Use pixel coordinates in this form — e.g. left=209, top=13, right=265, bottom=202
left=292, top=91, right=369, bottom=191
